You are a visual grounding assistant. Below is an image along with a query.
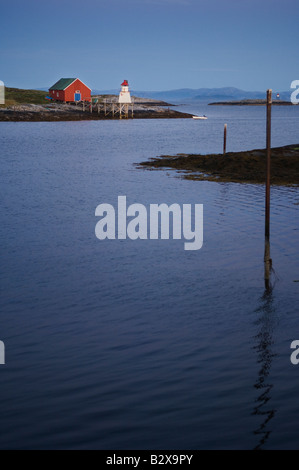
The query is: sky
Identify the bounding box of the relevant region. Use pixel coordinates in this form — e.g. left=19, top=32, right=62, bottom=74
left=0, top=0, right=298, bottom=92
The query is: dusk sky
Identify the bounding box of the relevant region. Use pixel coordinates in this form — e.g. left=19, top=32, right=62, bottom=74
left=1, top=0, right=298, bottom=91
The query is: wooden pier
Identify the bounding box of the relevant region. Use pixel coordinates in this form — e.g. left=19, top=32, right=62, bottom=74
left=76, top=98, right=135, bottom=119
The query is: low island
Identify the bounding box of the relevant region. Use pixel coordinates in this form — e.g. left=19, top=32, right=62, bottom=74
left=0, top=87, right=193, bottom=121
left=139, top=144, right=299, bottom=185
left=209, top=99, right=295, bottom=106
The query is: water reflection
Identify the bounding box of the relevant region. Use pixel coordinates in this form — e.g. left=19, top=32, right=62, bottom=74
left=252, top=285, right=277, bottom=450
left=264, top=239, right=272, bottom=292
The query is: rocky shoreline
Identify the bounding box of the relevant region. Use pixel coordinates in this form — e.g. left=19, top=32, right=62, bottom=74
left=139, top=144, right=299, bottom=185
left=0, top=102, right=193, bottom=122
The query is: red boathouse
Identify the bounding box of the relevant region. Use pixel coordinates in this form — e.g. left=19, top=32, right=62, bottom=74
left=49, top=78, right=91, bottom=102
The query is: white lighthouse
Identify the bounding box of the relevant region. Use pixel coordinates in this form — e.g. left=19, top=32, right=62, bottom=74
left=119, top=80, right=132, bottom=104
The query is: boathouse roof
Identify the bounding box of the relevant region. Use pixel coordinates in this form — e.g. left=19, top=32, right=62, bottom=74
left=49, top=78, right=77, bottom=91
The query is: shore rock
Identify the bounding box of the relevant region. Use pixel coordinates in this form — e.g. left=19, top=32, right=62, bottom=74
left=0, top=102, right=192, bottom=122
left=139, top=144, right=299, bottom=186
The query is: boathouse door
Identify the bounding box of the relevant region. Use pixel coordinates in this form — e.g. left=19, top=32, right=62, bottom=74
left=74, top=92, right=81, bottom=102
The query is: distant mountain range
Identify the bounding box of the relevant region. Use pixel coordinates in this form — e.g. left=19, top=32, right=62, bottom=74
left=91, top=87, right=291, bottom=102
left=37, top=86, right=291, bottom=102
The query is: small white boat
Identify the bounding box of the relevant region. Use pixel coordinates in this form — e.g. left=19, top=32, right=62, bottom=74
left=192, top=115, right=207, bottom=120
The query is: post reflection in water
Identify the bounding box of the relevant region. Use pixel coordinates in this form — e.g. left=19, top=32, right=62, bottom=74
left=252, top=281, right=277, bottom=450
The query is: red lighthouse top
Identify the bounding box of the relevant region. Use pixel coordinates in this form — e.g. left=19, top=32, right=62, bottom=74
left=121, top=80, right=129, bottom=86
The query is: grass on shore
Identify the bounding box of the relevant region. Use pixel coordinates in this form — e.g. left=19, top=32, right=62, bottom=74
left=0, top=87, right=48, bottom=107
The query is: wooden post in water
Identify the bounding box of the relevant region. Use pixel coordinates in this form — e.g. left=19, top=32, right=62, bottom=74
left=223, top=124, right=227, bottom=155
left=265, top=89, right=272, bottom=241
left=264, top=89, right=272, bottom=288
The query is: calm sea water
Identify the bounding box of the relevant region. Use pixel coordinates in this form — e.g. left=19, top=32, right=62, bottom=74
left=0, top=103, right=298, bottom=449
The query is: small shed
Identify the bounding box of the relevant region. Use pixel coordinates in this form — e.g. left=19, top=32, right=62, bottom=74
left=49, top=78, right=91, bottom=103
